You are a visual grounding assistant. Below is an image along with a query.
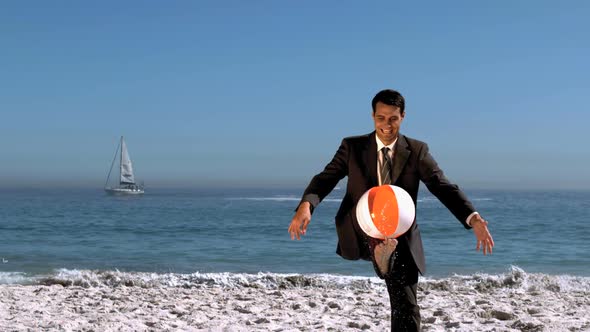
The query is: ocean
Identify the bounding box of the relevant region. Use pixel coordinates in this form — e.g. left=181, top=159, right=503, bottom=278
left=1, top=187, right=589, bottom=286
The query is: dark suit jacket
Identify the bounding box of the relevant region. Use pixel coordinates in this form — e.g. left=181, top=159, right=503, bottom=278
left=300, top=132, right=475, bottom=274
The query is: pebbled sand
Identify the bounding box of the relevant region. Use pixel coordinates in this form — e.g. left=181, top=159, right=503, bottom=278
left=1, top=270, right=589, bottom=331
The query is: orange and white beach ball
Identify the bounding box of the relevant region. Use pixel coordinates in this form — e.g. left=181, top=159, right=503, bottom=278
left=355, top=185, right=415, bottom=239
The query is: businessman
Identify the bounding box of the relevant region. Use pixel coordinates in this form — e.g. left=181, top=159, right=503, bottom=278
left=288, top=89, right=494, bottom=331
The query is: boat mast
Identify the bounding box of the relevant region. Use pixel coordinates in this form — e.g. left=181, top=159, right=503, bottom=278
left=104, top=137, right=121, bottom=189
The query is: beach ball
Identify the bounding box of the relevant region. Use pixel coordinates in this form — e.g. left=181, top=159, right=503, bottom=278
left=355, top=185, right=415, bottom=239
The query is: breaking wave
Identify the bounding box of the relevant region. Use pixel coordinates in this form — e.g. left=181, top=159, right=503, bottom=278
left=2, top=267, right=589, bottom=295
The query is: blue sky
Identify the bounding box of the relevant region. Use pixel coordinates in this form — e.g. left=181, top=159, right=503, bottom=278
left=1, top=2, right=588, bottom=189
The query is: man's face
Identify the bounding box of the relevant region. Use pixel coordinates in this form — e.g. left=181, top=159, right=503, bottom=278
left=372, top=102, right=404, bottom=145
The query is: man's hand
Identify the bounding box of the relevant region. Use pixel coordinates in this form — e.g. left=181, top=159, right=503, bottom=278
left=288, top=201, right=312, bottom=240
left=470, top=214, right=494, bottom=255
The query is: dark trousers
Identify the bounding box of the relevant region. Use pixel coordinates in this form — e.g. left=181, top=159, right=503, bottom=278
left=385, top=242, right=420, bottom=332
left=352, top=213, right=421, bottom=331
left=367, top=237, right=421, bottom=332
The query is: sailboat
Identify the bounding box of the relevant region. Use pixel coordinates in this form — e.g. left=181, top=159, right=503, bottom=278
left=104, top=136, right=144, bottom=195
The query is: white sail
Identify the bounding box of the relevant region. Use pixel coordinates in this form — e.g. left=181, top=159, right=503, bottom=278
left=120, top=139, right=136, bottom=185
left=105, top=136, right=144, bottom=195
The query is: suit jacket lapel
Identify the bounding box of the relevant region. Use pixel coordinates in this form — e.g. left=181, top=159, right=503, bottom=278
left=363, top=132, right=379, bottom=187
left=392, top=135, right=410, bottom=184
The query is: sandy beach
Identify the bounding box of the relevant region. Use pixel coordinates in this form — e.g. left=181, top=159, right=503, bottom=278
left=1, top=268, right=589, bottom=331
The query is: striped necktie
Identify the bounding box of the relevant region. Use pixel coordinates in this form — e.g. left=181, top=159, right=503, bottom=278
left=380, top=147, right=392, bottom=185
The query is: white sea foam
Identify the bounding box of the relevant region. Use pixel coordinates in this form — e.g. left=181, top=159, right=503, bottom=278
left=226, top=196, right=343, bottom=202
left=418, top=197, right=493, bottom=203
left=29, top=269, right=381, bottom=289
left=0, top=272, right=29, bottom=285
left=226, top=196, right=491, bottom=204
left=3, top=266, right=588, bottom=293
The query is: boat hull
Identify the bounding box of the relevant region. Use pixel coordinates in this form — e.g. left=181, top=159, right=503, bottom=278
left=105, top=187, right=144, bottom=195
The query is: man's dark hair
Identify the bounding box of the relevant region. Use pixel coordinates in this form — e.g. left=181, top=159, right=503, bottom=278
left=371, top=89, right=405, bottom=114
